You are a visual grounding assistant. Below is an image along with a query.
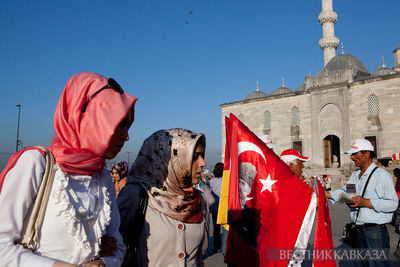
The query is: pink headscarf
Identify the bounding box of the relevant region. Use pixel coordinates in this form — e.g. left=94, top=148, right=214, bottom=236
left=0, top=72, right=137, bottom=190
left=48, top=72, right=137, bottom=175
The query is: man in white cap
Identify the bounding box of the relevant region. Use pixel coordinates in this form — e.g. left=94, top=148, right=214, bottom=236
left=326, top=138, right=397, bottom=265
left=280, top=148, right=309, bottom=178
left=258, top=134, right=277, bottom=149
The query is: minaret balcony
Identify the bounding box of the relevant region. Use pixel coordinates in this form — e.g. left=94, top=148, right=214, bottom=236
left=319, top=37, right=339, bottom=49
left=318, top=11, right=338, bottom=24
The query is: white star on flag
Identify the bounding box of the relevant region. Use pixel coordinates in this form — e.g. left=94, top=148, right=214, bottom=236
left=259, top=174, right=277, bottom=193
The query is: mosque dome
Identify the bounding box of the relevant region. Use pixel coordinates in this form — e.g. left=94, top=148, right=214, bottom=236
left=372, top=67, right=398, bottom=77
left=295, top=83, right=305, bottom=92
left=245, top=90, right=268, bottom=100
left=245, top=81, right=268, bottom=100
left=325, top=54, right=370, bottom=78
left=371, top=56, right=399, bottom=77
left=270, top=78, right=292, bottom=96
left=270, top=87, right=292, bottom=95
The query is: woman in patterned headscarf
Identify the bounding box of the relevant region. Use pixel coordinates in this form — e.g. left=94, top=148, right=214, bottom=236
left=0, top=72, right=137, bottom=267
left=111, top=161, right=129, bottom=198
left=118, top=128, right=214, bottom=267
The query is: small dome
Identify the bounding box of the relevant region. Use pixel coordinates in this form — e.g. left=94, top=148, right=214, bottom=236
left=245, top=90, right=268, bottom=100
left=295, top=83, right=305, bottom=92
left=270, top=86, right=292, bottom=96
left=245, top=81, right=268, bottom=100
left=372, top=56, right=399, bottom=77
left=325, top=54, right=370, bottom=75
left=270, top=77, right=292, bottom=96
left=372, top=67, right=399, bottom=77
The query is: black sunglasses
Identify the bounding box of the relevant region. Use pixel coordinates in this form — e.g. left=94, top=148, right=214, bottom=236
left=81, top=78, right=124, bottom=113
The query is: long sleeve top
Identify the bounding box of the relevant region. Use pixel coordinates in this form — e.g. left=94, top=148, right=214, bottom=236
left=330, top=163, right=398, bottom=225
left=118, top=183, right=211, bottom=267
left=0, top=150, right=125, bottom=267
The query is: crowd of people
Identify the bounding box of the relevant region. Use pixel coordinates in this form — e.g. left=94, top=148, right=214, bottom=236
left=0, top=72, right=399, bottom=267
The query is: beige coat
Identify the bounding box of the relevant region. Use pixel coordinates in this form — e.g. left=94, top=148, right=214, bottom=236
left=118, top=184, right=213, bottom=267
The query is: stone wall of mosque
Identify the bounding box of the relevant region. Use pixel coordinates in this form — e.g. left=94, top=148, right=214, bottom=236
left=220, top=93, right=311, bottom=162
left=348, top=74, right=400, bottom=159
left=308, top=82, right=352, bottom=169
left=220, top=73, right=400, bottom=188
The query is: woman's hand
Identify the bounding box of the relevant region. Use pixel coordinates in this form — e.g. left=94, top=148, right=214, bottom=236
left=52, top=262, right=78, bottom=267
left=82, top=259, right=106, bottom=267
left=99, top=236, right=117, bottom=257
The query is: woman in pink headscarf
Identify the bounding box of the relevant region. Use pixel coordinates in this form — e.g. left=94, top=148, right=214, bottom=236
left=0, top=72, right=137, bottom=267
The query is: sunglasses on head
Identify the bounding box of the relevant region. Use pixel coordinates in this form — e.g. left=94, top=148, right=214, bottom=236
left=81, top=78, right=124, bottom=113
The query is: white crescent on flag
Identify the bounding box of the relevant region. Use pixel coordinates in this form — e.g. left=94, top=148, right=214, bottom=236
left=237, top=141, right=276, bottom=194
left=237, top=141, right=267, bottom=163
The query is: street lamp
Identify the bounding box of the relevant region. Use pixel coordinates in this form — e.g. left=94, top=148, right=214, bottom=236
left=16, top=104, right=21, bottom=152
left=126, top=151, right=132, bottom=166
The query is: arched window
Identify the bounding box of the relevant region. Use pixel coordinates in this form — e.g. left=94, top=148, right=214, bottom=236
left=263, top=111, right=271, bottom=130
left=367, top=94, right=379, bottom=120
left=290, top=106, right=300, bottom=136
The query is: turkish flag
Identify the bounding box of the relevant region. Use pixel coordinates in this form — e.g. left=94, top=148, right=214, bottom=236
left=224, top=113, right=317, bottom=267
left=313, top=180, right=336, bottom=266
left=217, top=117, right=231, bottom=229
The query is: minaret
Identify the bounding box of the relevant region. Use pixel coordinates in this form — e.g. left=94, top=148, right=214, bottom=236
left=319, top=0, right=340, bottom=66
left=381, top=55, right=386, bottom=68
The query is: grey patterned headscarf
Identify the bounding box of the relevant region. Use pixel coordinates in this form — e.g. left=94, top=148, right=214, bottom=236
left=128, top=128, right=206, bottom=223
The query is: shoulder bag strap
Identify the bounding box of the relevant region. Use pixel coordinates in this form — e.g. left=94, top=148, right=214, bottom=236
left=21, top=146, right=55, bottom=252
left=354, top=166, right=378, bottom=224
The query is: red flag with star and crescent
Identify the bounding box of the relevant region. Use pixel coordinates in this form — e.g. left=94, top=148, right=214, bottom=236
left=313, top=179, right=336, bottom=267
left=223, top=113, right=319, bottom=267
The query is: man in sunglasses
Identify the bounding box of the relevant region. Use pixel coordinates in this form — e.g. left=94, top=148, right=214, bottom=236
left=326, top=139, right=397, bottom=266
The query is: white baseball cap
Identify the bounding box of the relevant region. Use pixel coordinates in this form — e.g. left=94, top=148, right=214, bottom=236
left=345, top=138, right=374, bottom=154
left=280, top=149, right=309, bottom=164
left=258, top=134, right=277, bottom=149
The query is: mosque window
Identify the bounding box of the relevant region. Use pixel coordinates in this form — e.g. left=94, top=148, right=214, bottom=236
left=290, top=106, right=300, bottom=126
left=290, top=106, right=300, bottom=136
left=263, top=111, right=271, bottom=131
left=367, top=94, right=379, bottom=120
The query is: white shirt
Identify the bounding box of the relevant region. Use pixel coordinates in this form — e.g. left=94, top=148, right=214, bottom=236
left=0, top=150, right=126, bottom=267
left=330, top=163, right=398, bottom=225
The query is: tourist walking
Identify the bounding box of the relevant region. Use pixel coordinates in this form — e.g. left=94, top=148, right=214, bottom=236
left=209, top=162, right=228, bottom=254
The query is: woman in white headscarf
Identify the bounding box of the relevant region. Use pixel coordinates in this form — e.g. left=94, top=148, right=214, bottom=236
left=118, top=128, right=214, bottom=267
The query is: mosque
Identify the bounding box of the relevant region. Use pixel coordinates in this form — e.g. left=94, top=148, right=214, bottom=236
left=220, top=0, right=400, bottom=183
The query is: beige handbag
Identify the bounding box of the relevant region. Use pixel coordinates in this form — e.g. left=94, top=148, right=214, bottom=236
left=21, top=146, right=55, bottom=252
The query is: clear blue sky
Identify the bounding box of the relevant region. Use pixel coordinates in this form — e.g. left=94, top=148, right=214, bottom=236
left=0, top=0, right=399, bottom=171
